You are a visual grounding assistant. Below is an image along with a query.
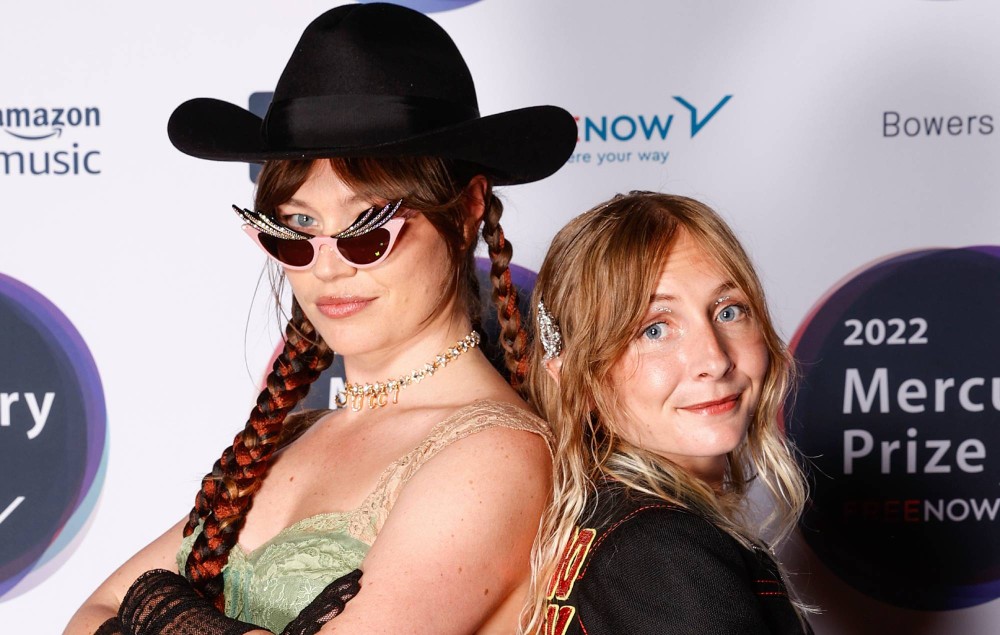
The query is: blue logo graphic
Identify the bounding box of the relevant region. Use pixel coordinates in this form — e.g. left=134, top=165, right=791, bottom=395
left=0, top=274, right=107, bottom=600
left=356, top=0, right=483, bottom=12
left=568, top=95, right=732, bottom=168
left=247, top=93, right=272, bottom=183
left=786, top=246, right=1000, bottom=610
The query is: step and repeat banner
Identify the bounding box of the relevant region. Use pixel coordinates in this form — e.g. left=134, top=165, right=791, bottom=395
left=2, top=1, right=999, bottom=633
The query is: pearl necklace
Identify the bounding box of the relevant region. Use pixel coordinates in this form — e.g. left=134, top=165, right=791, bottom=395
left=334, top=331, right=481, bottom=411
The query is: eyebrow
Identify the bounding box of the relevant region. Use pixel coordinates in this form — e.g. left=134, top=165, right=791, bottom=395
left=649, top=281, right=738, bottom=304
left=282, top=194, right=366, bottom=213
left=281, top=197, right=313, bottom=211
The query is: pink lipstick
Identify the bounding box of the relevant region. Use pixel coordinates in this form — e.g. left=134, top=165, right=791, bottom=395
left=315, top=296, right=373, bottom=319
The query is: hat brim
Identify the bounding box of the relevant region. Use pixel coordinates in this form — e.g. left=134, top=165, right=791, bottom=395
left=167, top=98, right=577, bottom=186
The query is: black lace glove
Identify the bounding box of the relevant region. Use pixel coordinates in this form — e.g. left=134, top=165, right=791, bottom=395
left=114, top=567, right=363, bottom=635
left=279, top=569, right=363, bottom=635
left=118, top=569, right=262, bottom=635
left=95, top=617, right=125, bottom=635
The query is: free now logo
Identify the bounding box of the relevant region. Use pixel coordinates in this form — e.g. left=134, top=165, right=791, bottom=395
left=568, top=95, right=732, bottom=168
left=0, top=106, right=102, bottom=176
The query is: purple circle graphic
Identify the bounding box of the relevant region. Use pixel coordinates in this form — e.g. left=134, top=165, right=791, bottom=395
left=0, top=274, right=107, bottom=599
left=355, top=0, right=483, bottom=13
left=786, top=247, right=1000, bottom=610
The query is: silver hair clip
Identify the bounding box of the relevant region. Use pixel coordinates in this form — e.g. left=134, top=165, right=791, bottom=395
left=231, top=199, right=405, bottom=240
left=537, top=300, right=563, bottom=360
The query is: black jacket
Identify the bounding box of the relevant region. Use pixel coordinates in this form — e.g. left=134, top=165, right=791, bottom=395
left=543, top=484, right=811, bottom=634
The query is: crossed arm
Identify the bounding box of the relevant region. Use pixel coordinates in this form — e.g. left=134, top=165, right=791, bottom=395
left=65, top=425, right=550, bottom=634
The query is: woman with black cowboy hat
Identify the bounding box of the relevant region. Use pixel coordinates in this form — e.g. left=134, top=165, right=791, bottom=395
left=65, top=4, right=576, bottom=634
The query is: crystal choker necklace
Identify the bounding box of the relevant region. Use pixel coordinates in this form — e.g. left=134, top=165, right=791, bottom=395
left=334, top=331, right=481, bottom=411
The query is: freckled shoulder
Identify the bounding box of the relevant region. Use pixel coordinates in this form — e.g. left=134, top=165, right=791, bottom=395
left=433, top=399, right=554, bottom=455
left=352, top=399, right=553, bottom=541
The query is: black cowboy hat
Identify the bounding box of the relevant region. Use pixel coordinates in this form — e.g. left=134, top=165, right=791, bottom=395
left=167, top=2, right=577, bottom=185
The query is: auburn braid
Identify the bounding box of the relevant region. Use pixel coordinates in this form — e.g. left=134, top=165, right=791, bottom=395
left=480, top=192, right=530, bottom=391
left=183, top=300, right=333, bottom=609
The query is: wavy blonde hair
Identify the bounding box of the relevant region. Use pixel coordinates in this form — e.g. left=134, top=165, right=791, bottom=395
left=521, top=192, right=808, bottom=632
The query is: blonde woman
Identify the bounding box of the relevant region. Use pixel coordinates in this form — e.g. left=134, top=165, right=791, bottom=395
left=524, top=192, right=812, bottom=634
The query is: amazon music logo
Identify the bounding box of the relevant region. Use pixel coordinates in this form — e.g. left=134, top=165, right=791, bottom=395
left=0, top=105, right=102, bottom=176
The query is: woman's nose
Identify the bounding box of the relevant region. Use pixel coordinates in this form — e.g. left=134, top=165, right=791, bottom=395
left=687, top=322, right=734, bottom=380
left=310, top=242, right=356, bottom=279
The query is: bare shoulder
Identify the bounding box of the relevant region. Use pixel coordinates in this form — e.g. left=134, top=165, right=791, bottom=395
left=379, top=397, right=552, bottom=547
left=327, top=399, right=550, bottom=632
left=372, top=397, right=552, bottom=559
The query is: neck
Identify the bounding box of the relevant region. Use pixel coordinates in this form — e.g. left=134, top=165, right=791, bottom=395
left=335, top=301, right=483, bottom=413
left=680, top=457, right=728, bottom=491
left=343, top=311, right=473, bottom=380
left=338, top=330, right=481, bottom=411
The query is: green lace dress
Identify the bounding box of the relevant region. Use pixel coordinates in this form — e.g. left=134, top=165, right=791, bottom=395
left=176, top=400, right=551, bottom=633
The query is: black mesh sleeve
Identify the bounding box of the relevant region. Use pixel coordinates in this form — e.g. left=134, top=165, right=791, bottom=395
left=118, top=569, right=263, bottom=635
left=279, top=569, right=363, bottom=635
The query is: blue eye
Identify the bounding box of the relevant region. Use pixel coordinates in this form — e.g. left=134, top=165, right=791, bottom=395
left=281, top=213, right=318, bottom=231
left=717, top=304, right=747, bottom=323
left=643, top=322, right=666, bottom=340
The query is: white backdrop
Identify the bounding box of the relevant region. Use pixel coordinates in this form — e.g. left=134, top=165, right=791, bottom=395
left=2, top=1, right=999, bottom=632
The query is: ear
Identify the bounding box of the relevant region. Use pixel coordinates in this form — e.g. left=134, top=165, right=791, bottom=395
left=462, top=175, right=488, bottom=246
left=544, top=356, right=563, bottom=385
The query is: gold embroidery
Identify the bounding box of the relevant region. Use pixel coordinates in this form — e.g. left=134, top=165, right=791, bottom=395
left=543, top=604, right=576, bottom=635
left=545, top=527, right=597, bottom=600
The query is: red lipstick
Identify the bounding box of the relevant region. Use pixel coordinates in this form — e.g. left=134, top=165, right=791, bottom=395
left=680, top=393, right=741, bottom=416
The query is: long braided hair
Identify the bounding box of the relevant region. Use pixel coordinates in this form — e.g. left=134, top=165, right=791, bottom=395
left=182, top=300, right=332, bottom=608
left=183, top=157, right=531, bottom=609
left=481, top=192, right=530, bottom=391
